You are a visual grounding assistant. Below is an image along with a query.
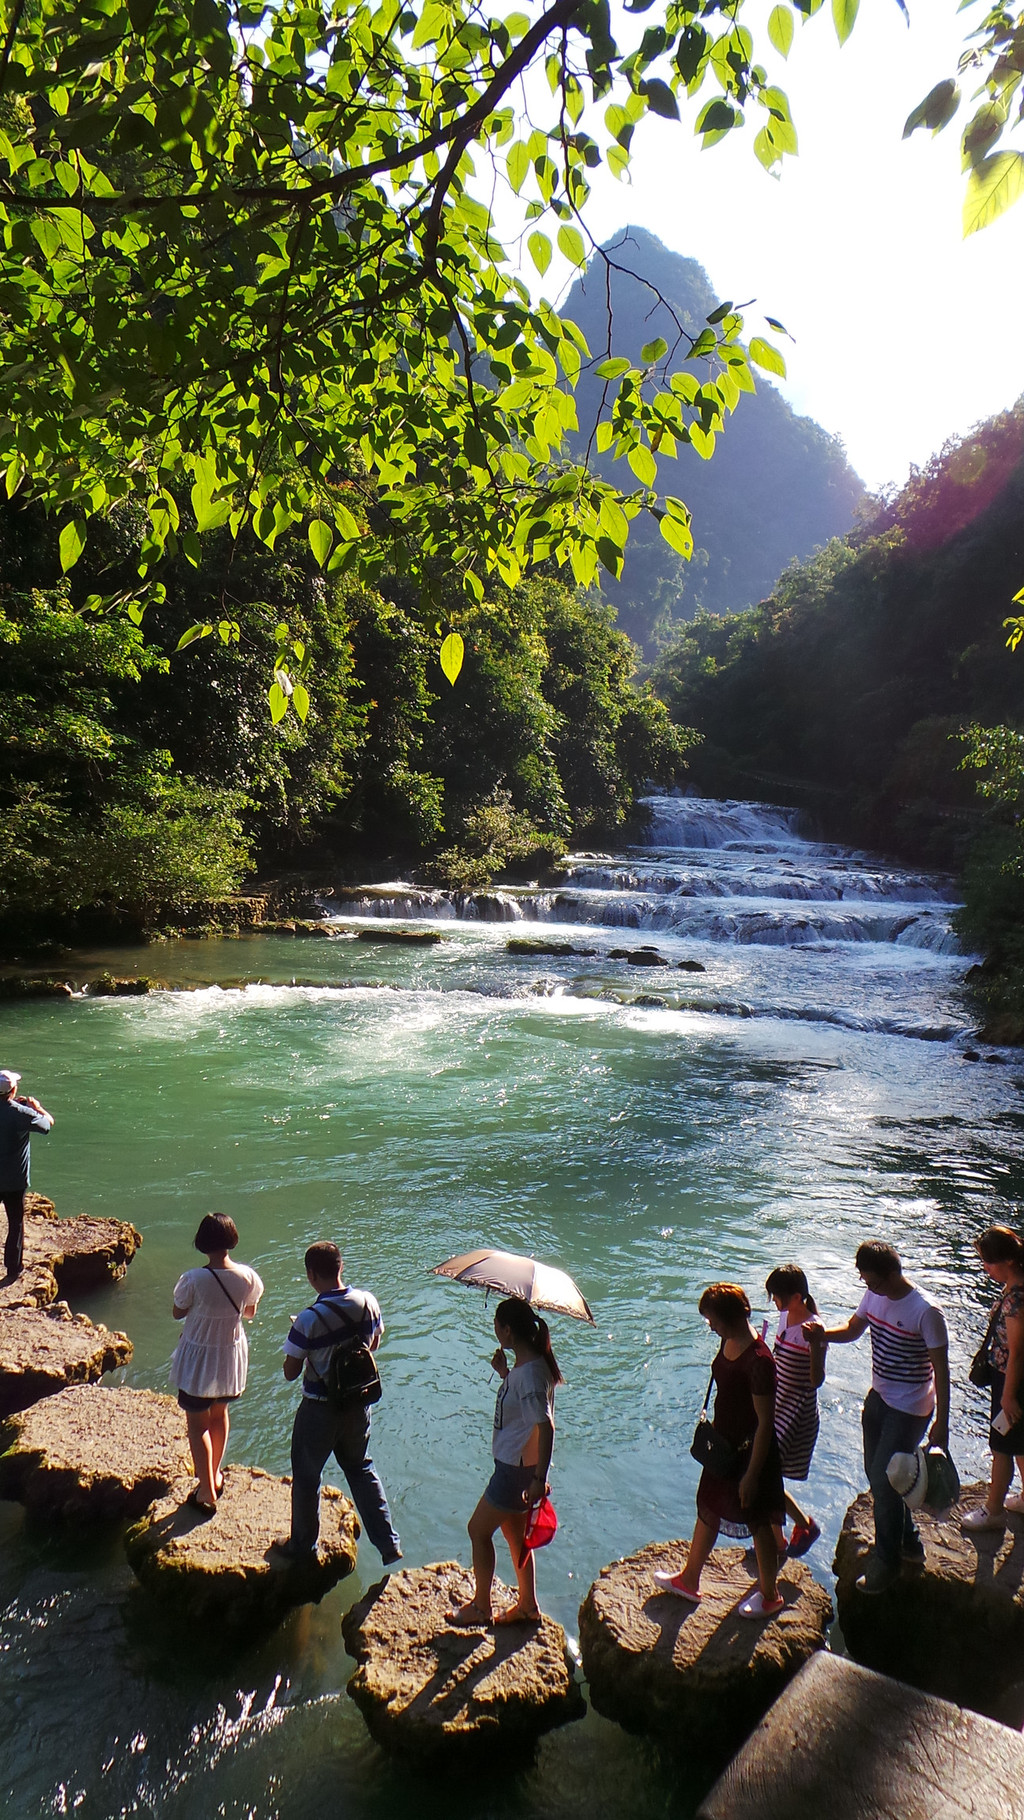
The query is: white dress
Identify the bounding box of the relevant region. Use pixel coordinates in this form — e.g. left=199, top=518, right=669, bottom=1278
left=170, top=1264, right=264, bottom=1399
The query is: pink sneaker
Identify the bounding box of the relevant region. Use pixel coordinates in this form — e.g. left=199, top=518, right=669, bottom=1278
left=737, top=1589, right=785, bottom=1619
left=653, top=1570, right=701, bottom=1604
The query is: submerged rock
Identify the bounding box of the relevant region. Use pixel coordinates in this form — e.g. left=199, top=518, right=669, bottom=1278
left=506, top=938, right=595, bottom=957
left=834, top=1485, right=1024, bottom=1723
left=697, top=1651, right=1024, bottom=1820
left=677, top=959, right=707, bottom=973
left=24, top=1193, right=142, bottom=1295
left=578, top=1541, right=833, bottom=1763
left=356, top=926, right=443, bottom=945
left=0, top=1384, right=190, bottom=1521
left=84, top=974, right=154, bottom=996
left=608, top=947, right=670, bottom=966
left=0, top=975, right=74, bottom=1000
left=342, top=1562, right=584, bottom=1764
left=124, top=1466, right=358, bottom=1627
left=0, top=1304, right=132, bottom=1417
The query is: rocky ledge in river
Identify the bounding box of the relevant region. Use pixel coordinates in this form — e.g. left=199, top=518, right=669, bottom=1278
left=0, top=1384, right=191, bottom=1522
left=578, top=1541, right=833, bottom=1764
left=0, top=1303, right=133, bottom=1417
left=342, top=1562, right=585, bottom=1764
left=124, top=1465, right=359, bottom=1628
left=23, top=1191, right=142, bottom=1296
left=834, top=1484, right=1024, bottom=1723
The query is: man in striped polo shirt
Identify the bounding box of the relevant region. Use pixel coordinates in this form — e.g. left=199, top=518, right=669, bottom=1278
left=810, top=1241, right=949, bottom=1595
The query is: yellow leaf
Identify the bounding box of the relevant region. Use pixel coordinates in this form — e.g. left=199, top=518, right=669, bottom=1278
left=440, top=631, right=465, bottom=686
left=963, top=151, right=1024, bottom=237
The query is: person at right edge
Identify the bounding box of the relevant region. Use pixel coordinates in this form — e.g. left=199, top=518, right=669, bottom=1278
left=275, top=1240, right=402, bottom=1567
left=805, top=1240, right=949, bottom=1595
left=0, top=1068, right=54, bottom=1280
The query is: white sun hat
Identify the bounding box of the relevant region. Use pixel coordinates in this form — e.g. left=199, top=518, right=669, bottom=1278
left=887, top=1445, right=960, bottom=1514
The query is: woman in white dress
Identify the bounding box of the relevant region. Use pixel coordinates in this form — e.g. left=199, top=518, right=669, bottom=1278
left=170, top=1213, right=263, bottom=1513
left=765, top=1265, right=825, bottom=1557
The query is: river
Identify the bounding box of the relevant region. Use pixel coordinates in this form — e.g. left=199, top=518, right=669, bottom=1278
left=1, top=795, right=1022, bottom=1819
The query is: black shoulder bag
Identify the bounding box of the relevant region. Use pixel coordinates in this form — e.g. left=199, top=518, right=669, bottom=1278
left=690, top=1374, right=749, bottom=1478
left=315, top=1295, right=383, bottom=1410
left=968, top=1292, right=1004, bottom=1390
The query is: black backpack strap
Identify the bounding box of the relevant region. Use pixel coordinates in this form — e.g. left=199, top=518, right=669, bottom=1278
left=310, top=1292, right=366, bottom=1383
left=205, top=1264, right=243, bottom=1316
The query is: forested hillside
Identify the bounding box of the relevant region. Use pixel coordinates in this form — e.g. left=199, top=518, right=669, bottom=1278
left=652, top=402, right=1024, bottom=1010
left=565, top=230, right=864, bottom=651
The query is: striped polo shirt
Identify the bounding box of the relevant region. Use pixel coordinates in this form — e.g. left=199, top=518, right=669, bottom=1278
left=856, top=1285, right=948, bottom=1417
left=284, top=1287, right=383, bottom=1401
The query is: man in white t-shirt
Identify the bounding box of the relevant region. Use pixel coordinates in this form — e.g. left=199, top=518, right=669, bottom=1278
left=808, top=1241, right=949, bottom=1595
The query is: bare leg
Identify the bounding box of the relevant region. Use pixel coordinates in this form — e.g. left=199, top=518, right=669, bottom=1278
left=986, top=1452, right=1013, bottom=1513
left=449, top=1497, right=503, bottom=1621
left=784, top=1490, right=810, bottom=1528
left=678, top=1516, right=719, bottom=1595
left=751, top=1525, right=779, bottom=1603
left=185, top=1411, right=217, bottom=1506
left=208, top=1403, right=229, bottom=1490
left=496, top=1511, right=540, bottom=1618
left=1016, top=1455, right=1024, bottom=1492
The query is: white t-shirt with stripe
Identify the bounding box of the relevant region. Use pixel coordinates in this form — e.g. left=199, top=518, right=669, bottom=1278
left=856, top=1284, right=948, bottom=1417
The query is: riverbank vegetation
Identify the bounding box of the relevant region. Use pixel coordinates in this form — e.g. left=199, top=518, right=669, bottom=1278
left=651, top=401, right=1024, bottom=1019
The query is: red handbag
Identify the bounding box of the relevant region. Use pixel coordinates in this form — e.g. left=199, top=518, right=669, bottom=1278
left=518, top=1495, right=558, bottom=1566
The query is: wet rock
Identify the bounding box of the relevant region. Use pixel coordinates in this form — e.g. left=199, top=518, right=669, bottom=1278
left=633, top=995, right=667, bottom=1009
left=357, top=927, right=443, bottom=945
left=0, top=1384, right=191, bottom=1521
left=578, top=1541, right=833, bottom=1763
left=293, top=920, right=333, bottom=937
left=977, top=1012, right=1024, bottom=1047
left=677, top=959, right=707, bottom=973
left=0, top=1303, right=132, bottom=1417
left=962, top=1049, right=981, bottom=1062
left=506, top=938, right=596, bottom=958
left=342, top=1561, right=584, bottom=1764
left=24, top=1193, right=142, bottom=1295
left=0, top=975, right=74, bottom=1000
left=124, top=1465, right=358, bottom=1627
left=697, top=1652, right=1024, bottom=1820
left=834, top=1485, right=1024, bottom=1722
left=84, top=974, right=154, bottom=996
left=0, top=1257, right=57, bottom=1313
left=608, top=947, right=670, bottom=966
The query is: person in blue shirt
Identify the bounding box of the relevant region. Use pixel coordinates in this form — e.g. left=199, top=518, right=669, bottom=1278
left=273, top=1240, right=401, bottom=1566
left=0, top=1068, right=54, bottom=1279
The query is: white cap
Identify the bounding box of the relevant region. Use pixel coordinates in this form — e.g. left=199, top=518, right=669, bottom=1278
left=0, top=1070, right=20, bottom=1096
left=887, top=1446, right=929, bottom=1510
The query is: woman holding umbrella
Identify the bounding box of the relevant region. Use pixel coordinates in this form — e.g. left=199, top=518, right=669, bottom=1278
left=449, top=1296, right=563, bottom=1626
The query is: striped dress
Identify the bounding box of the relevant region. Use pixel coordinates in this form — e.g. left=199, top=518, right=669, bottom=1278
left=772, top=1315, right=819, bottom=1481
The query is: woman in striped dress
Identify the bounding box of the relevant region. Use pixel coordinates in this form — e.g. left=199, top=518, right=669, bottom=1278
left=765, top=1265, right=825, bottom=1557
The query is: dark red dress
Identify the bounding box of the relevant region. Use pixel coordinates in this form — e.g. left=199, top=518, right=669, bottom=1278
left=696, top=1336, right=786, bottom=1537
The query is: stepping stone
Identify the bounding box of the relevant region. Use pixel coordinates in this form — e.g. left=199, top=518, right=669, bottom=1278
left=0, top=1304, right=132, bottom=1417
left=342, top=1561, right=585, bottom=1764
left=834, top=1484, right=1024, bottom=1723
left=124, top=1465, right=358, bottom=1628
left=578, top=1541, right=833, bottom=1764
left=697, top=1652, right=1024, bottom=1820
left=0, top=1258, right=57, bottom=1313
left=24, top=1192, right=142, bottom=1296
left=0, top=1384, right=191, bottom=1521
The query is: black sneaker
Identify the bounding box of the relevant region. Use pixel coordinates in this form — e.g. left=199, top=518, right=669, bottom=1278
left=271, top=1539, right=317, bottom=1562
left=856, top=1557, right=900, bottom=1595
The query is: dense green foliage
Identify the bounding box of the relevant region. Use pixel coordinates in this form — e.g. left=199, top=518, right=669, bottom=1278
left=565, top=230, right=863, bottom=652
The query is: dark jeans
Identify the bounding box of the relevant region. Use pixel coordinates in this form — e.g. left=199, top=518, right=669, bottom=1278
left=862, top=1387, right=929, bottom=1567
left=290, top=1395, right=400, bottom=1561
left=1, top=1190, right=25, bottom=1276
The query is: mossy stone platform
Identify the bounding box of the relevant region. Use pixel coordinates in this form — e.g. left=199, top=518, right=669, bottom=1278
left=0, top=1303, right=132, bottom=1417
left=0, top=1384, right=191, bottom=1521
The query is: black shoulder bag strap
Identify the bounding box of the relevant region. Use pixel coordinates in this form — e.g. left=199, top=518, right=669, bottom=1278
left=205, top=1263, right=244, bottom=1316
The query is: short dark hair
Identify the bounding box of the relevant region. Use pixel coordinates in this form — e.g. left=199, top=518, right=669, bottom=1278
left=975, top=1225, right=1024, bottom=1267
left=194, top=1212, right=238, bottom=1253
left=698, top=1282, right=751, bottom=1323
left=305, top=1240, right=341, bottom=1278
left=855, top=1241, right=901, bottom=1278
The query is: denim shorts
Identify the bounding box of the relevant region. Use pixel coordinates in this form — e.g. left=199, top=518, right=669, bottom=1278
left=484, top=1460, right=535, bottom=1514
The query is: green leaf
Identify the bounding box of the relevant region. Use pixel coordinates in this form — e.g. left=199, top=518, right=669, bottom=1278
left=176, top=623, right=213, bottom=651
left=640, top=336, right=668, bottom=363
left=292, top=682, right=310, bottom=722
left=706, top=301, right=733, bottom=326
left=767, top=6, right=794, bottom=58
left=440, top=631, right=465, bottom=686
left=749, top=336, right=787, bottom=377
left=832, top=0, right=858, bottom=46
left=627, top=442, right=657, bottom=485
left=659, top=513, right=694, bottom=559
left=903, top=78, right=960, bottom=140
left=557, top=224, right=586, bottom=268
left=595, top=357, right=632, bottom=379
left=963, top=152, right=1024, bottom=236
left=308, top=519, right=333, bottom=566
left=268, top=681, right=289, bottom=724
left=641, top=78, right=679, bottom=121
left=507, top=142, right=530, bottom=194
left=59, top=519, right=86, bottom=573
left=528, top=231, right=552, bottom=277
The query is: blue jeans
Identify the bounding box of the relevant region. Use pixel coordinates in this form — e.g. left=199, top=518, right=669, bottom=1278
left=289, top=1396, right=400, bottom=1561
left=862, top=1387, right=929, bottom=1567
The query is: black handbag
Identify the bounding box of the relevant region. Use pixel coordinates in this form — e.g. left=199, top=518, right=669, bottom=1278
left=690, top=1374, right=749, bottom=1478
left=968, top=1293, right=1004, bottom=1391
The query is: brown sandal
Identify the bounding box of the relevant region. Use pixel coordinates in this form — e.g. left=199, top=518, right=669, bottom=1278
left=494, top=1604, right=542, bottom=1625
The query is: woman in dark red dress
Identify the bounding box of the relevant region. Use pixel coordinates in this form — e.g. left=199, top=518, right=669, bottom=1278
left=655, top=1282, right=786, bottom=1618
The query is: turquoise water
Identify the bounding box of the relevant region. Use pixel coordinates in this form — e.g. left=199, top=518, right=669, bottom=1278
left=2, top=801, right=1023, bottom=1818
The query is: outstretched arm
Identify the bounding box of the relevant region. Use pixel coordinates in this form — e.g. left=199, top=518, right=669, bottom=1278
left=805, top=1313, right=868, bottom=1345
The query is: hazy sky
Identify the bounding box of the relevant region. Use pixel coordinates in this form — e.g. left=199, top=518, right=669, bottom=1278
left=516, top=0, right=1024, bottom=494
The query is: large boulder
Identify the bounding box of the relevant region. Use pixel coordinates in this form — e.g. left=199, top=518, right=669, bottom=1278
left=834, top=1485, right=1024, bottom=1722
left=697, top=1651, right=1024, bottom=1820
left=124, top=1465, right=358, bottom=1628
left=578, top=1541, right=833, bottom=1764
left=24, top=1192, right=142, bottom=1295
left=342, top=1562, right=585, bottom=1764
left=0, top=1384, right=191, bottom=1522
left=0, top=1303, right=132, bottom=1417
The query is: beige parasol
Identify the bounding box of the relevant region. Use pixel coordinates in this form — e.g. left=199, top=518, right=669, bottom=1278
left=430, top=1247, right=595, bottom=1323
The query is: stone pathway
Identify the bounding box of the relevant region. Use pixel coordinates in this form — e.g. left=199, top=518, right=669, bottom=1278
left=0, top=1384, right=191, bottom=1521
